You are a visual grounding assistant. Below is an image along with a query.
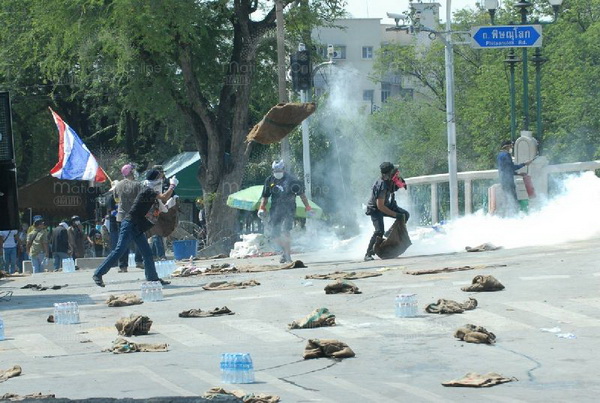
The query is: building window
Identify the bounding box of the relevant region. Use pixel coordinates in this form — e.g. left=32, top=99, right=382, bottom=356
left=362, top=46, right=374, bottom=59
left=381, top=83, right=391, bottom=103
left=363, top=89, right=374, bottom=102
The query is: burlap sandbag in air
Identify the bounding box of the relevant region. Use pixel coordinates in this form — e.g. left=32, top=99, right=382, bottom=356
left=374, top=219, right=412, bottom=259
left=146, top=198, right=180, bottom=238
left=246, top=103, right=316, bottom=145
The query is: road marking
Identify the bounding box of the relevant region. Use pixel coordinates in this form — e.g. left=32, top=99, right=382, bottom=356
left=319, top=320, right=380, bottom=339
left=318, top=377, right=396, bottom=401
left=231, top=292, right=283, bottom=301
left=260, top=372, right=333, bottom=402
left=386, top=382, right=455, bottom=402
left=223, top=319, right=299, bottom=342
left=519, top=275, right=570, bottom=280
left=132, top=365, right=197, bottom=396
left=186, top=368, right=222, bottom=386
left=76, top=326, right=119, bottom=349
left=464, top=309, right=535, bottom=330
left=9, top=333, right=68, bottom=357
left=154, top=324, right=224, bottom=347
left=504, top=301, right=600, bottom=327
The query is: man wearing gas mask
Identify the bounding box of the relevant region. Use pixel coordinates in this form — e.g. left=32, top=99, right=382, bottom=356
left=258, top=160, right=313, bottom=263
left=93, top=169, right=178, bottom=287
left=364, top=162, right=409, bottom=261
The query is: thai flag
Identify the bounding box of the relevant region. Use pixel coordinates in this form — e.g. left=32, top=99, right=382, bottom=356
left=49, top=108, right=107, bottom=182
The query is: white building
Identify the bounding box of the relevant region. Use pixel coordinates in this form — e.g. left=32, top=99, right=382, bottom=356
left=311, top=2, right=441, bottom=111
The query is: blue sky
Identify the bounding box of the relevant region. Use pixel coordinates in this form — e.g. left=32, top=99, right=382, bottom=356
left=344, top=0, right=478, bottom=22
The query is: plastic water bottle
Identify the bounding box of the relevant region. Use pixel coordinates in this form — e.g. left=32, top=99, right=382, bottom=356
left=128, top=253, right=136, bottom=269
left=0, top=316, right=5, bottom=341
left=395, top=294, right=418, bottom=318
left=140, top=283, right=149, bottom=301
left=69, top=302, right=80, bottom=324
left=53, top=303, right=62, bottom=324
left=242, top=353, right=254, bottom=383
left=153, top=281, right=163, bottom=301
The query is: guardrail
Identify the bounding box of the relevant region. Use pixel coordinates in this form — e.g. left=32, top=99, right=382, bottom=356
left=404, top=160, right=600, bottom=224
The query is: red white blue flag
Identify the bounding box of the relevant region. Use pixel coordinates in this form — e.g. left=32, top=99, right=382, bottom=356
left=49, top=108, right=107, bottom=182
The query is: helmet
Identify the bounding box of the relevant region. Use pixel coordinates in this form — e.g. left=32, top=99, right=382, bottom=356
left=121, top=163, right=135, bottom=177
left=272, top=160, right=285, bottom=172
left=71, top=215, right=81, bottom=224
left=32, top=215, right=43, bottom=222
left=146, top=169, right=161, bottom=181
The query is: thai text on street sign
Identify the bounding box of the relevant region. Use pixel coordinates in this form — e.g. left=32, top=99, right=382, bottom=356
left=470, top=25, right=542, bottom=49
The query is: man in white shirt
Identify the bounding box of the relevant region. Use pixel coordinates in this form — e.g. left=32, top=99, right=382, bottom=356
left=0, top=228, right=19, bottom=274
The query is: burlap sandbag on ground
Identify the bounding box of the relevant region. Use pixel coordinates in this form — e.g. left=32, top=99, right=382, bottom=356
left=106, top=294, right=143, bottom=307
left=303, top=338, right=355, bottom=359
left=374, top=219, right=412, bottom=259
left=246, top=103, right=316, bottom=144
left=103, top=337, right=168, bottom=354
left=425, top=298, right=478, bottom=314
left=405, top=264, right=507, bottom=275
left=324, top=279, right=361, bottom=294
left=288, top=308, right=336, bottom=329
left=461, top=275, right=505, bottom=292
left=465, top=242, right=502, bottom=252
left=454, top=324, right=496, bottom=344
left=115, top=314, right=153, bottom=336
left=202, top=279, right=260, bottom=291
left=145, top=198, right=180, bottom=238
left=179, top=306, right=234, bottom=318
left=0, top=365, right=21, bottom=383
left=442, top=372, right=517, bottom=387
left=204, top=387, right=280, bottom=403
left=306, top=271, right=381, bottom=280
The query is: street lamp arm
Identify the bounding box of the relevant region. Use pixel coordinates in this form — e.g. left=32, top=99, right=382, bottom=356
left=312, top=61, right=334, bottom=78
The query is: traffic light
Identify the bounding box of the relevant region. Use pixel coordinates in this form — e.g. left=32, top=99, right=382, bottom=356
left=290, top=50, right=312, bottom=92
left=0, top=92, right=19, bottom=230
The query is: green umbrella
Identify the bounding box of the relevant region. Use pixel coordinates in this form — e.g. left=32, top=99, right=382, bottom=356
left=226, top=185, right=323, bottom=219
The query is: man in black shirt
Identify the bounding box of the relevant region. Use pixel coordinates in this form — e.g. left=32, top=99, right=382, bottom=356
left=50, top=221, right=70, bottom=271
left=364, top=162, right=409, bottom=261
left=92, top=169, right=178, bottom=287
left=258, top=160, right=313, bottom=263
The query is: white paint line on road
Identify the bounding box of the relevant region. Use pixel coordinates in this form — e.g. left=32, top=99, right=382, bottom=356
left=223, top=319, right=299, bottom=343
left=78, top=326, right=120, bottom=349
left=485, top=395, right=527, bottom=403
left=9, top=333, right=67, bottom=357
left=504, top=301, right=600, bottom=327
left=154, top=324, right=224, bottom=347
left=519, top=275, right=570, bottom=281
left=231, top=292, right=283, bottom=301
left=319, top=377, right=395, bottom=402
left=386, top=382, right=455, bottom=403
left=462, top=309, right=534, bottom=330
left=132, top=365, right=198, bottom=396
left=259, top=372, right=334, bottom=402
left=319, top=320, right=380, bottom=339
left=185, top=369, right=222, bottom=386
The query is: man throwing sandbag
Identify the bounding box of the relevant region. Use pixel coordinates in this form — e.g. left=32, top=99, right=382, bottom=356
left=364, top=162, right=410, bottom=261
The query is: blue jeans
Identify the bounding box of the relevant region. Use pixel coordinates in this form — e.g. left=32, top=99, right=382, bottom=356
left=152, top=235, right=165, bottom=258
left=3, top=247, right=17, bottom=274
left=94, top=220, right=159, bottom=281
left=31, top=253, right=46, bottom=273
left=53, top=252, right=70, bottom=271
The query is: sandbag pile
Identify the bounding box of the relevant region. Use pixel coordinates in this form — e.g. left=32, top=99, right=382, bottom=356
left=288, top=308, right=336, bottom=330
left=179, top=307, right=234, bottom=318
left=103, top=337, right=168, bottom=354
left=454, top=324, right=496, bottom=344
left=425, top=298, right=478, bottom=314
left=202, top=280, right=260, bottom=291
left=203, top=387, right=280, bottom=403
left=306, top=271, right=381, bottom=280
left=303, top=339, right=355, bottom=360
left=115, top=314, right=153, bottom=336
left=324, top=280, right=361, bottom=294
left=461, top=275, right=505, bottom=292
left=442, top=372, right=516, bottom=387
left=106, top=294, right=143, bottom=307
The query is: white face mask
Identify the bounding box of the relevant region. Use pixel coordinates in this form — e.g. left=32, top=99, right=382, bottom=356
left=273, top=172, right=284, bottom=180
left=146, top=179, right=163, bottom=192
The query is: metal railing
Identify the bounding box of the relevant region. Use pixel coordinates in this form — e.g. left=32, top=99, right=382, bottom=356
left=404, top=160, right=600, bottom=224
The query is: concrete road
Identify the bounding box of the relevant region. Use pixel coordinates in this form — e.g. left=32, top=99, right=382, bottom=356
left=1, top=236, right=599, bottom=402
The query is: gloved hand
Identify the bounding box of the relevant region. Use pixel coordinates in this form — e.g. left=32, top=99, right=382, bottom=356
left=257, top=208, right=266, bottom=220
left=169, top=176, right=179, bottom=187
left=305, top=206, right=315, bottom=217
left=396, top=212, right=406, bottom=222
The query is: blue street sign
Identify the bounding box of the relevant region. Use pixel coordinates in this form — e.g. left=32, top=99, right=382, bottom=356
left=470, top=25, right=542, bottom=49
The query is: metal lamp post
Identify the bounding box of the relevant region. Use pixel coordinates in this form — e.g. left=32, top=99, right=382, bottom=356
left=485, top=0, right=563, bottom=140
left=504, top=49, right=520, bottom=143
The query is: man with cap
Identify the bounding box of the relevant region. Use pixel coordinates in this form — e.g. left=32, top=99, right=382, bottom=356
left=258, top=160, right=313, bottom=263
left=51, top=220, right=70, bottom=271
left=92, top=169, right=178, bottom=287
left=26, top=217, right=49, bottom=273
left=364, top=162, right=409, bottom=261
left=497, top=140, right=534, bottom=216
left=112, top=163, right=143, bottom=271
left=67, top=215, right=87, bottom=259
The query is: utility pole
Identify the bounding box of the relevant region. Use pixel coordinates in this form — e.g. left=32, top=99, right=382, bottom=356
left=275, top=0, right=290, bottom=164
left=444, top=0, right=459, bottom=220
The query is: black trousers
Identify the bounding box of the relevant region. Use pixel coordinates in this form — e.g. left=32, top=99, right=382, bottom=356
left=366, top=206, right=410, bottom=256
